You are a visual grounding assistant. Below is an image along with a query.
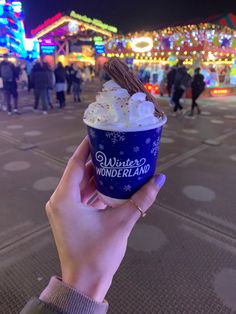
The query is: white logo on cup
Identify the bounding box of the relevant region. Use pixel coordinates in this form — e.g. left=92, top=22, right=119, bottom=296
left=95, top=151, right=150, bottom=178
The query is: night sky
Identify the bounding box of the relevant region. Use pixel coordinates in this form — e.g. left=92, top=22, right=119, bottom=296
left=22, top=0, right=234, bottom=34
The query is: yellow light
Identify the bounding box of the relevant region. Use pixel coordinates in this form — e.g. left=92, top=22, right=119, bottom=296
left=176, top=51, right=179, bottom=55
left=193, top=51, right=196, bottom=55
left=154, top=52, right=157, bottom=56
left=131, top=36, right=153, bottom=53
left=168, top=52, right=171, bottom=55
left=184, top=51, right=187, bottom=55
left=161, top=52, right=164, bottom=56
left=35, top=16, right=113, bottom=39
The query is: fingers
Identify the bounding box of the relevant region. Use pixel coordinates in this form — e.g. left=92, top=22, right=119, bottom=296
left=59, top=137, right=90, bottom=193
left=81, top=177, right=96, bottom=204
left=116, top=174, right=166, bottom=227
left=80, top=160, right=94, bottom=191
left=89, top=196, right=107, bottom=210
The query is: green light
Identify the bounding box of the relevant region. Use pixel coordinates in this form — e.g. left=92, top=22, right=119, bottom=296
left=70, top=11, right=117, bottom=33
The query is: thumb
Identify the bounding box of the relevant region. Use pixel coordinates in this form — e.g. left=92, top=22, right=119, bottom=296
left=116, top=174, right=166, bottom=226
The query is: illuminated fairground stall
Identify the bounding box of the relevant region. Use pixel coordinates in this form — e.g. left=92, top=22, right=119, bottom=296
left=105, top=22, right=236, bottom=96
left=0, top=0, right=39, bottom=61
left=31, top=11, right=117, bottom=67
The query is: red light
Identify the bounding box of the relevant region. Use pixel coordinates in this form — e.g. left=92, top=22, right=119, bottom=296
left=144, top=83, right=153, bottom=92
left=31, top=13, right=63, bottom=35
left=154, top=85, right=159, bottom=94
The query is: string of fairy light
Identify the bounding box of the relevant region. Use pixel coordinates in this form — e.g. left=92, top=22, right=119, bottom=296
left=104, top=23, right=236, bottom=65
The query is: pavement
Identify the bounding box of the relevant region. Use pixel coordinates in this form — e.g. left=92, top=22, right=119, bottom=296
left=0, top=81, right=236, bottom=313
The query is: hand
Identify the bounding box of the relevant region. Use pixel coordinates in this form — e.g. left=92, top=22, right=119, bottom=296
left=46, top=137, right=166, bottom=302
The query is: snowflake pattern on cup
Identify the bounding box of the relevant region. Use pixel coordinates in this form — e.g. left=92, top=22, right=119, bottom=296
left=151, top=137, right=161, bottom=157
left=89, top=129, right=96, bottom=138
left=145, top=138, right=151, bottom=144
left=87, top=124, right=164, bottom=199
left=133, top=146, right=140, bottom=153
left=124, top=185, right=132, bottom=192
left=106, top=132, right=126, bottom=144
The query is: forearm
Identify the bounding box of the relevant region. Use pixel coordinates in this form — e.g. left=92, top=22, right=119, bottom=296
left=20, top=276, right=108, bottom=314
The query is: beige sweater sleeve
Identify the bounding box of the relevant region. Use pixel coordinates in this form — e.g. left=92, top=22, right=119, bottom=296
left=39, top=276, right=109, bottom=314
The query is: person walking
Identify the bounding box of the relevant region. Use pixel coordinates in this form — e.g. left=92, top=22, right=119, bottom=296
left=65, top=64, right=73, bottom=95
left=172, top=62, right=192, bottom=113
left=189, top=68, right=205, bottom=116
left=44, top=62, right=55, bottom=110
left=167, top=65, right=176, bottom=97
left=160, top=65, right=169, bottom=97
left=0, top=54, right=19, bottom=115
left=71, top=64, right=82, bottom=103
left=55, top=62, right=66, bottom=108
left=83, top=66, right=92, bottom=82
left=30, top=62, right=49, bottom=115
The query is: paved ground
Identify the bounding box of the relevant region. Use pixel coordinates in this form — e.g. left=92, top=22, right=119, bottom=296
left=0, top=81, right=236, bottom=313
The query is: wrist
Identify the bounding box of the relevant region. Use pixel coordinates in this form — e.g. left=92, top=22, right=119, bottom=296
left=62, top=270, right=112, bottom=303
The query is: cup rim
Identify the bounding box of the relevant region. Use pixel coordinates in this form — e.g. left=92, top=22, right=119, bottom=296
left=84, top=115, right=167, bottom=132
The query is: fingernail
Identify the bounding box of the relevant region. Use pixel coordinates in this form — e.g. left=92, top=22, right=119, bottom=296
left=154, top=174, right=166, bottom=189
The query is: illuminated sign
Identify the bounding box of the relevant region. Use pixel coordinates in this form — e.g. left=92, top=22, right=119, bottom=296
left=70, top=11, right=117, bottom=33
left=31, top=13, right=63, bottom=35
left=210, top=88, right=231, bottom=96
left=40, top=38, right=55, bottom=46
left=41, top=45, right=55, bottom=55
left=131, top=37, right=153, bottom=53
left=94, top=36, right=105, bottom=55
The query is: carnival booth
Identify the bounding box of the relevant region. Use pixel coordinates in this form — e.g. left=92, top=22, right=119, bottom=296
left=31, top=11, right=117, bottom=67
left=105, top=22, right=236, bottom=96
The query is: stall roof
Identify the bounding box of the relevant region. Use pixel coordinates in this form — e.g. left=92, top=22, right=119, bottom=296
left=31, top=11, right=118, bottom=39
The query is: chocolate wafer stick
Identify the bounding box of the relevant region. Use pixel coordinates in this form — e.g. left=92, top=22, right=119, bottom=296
left=104, top=57, right=164, bottom=117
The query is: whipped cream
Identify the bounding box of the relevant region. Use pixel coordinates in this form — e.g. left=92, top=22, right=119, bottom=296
left=84, top=80, right=163, bottom=130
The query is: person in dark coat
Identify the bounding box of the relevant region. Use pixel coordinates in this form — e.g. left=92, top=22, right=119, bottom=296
left=43, top=62, right=55, bottom=109
left=167, top=66, right=177, bottom=97
left=71, top=64, right=82, bottom=102
left=30, top=62, right=50, bottom=114
left=189, top=68, right=206, bottom=116
left=65, top=64, right=73, bottom=95
left=172, top=62, right=192, bottom=113
left=0, top=54, right=19, bottom=115
left=55, top=62, right=66, bottom=108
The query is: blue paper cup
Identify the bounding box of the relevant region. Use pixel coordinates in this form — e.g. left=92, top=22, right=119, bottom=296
left=85, top=116, right=167, bottom=206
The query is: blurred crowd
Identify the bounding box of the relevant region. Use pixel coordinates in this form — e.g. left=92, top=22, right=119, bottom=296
left=0, top=54, right=206, bottom=118
left=139, top=61, right=206, bottom=116
left=0, top=54, right=95, bottom=115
